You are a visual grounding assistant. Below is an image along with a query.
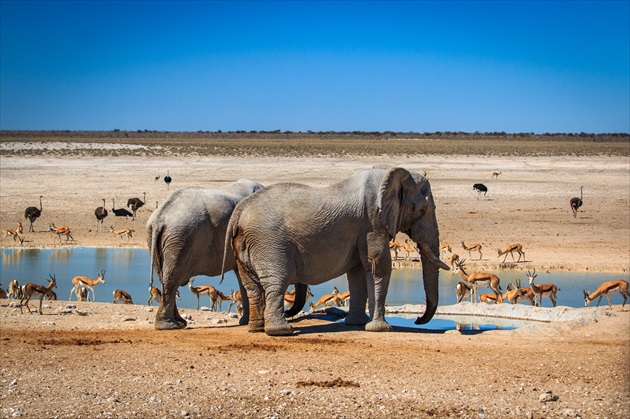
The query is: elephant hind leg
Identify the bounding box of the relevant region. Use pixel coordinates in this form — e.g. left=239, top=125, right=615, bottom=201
left=155, top=276, right=186, bottom=330
left=236, top=261, right=265, bottom=333
left=263, top=282, right=293, bottom=336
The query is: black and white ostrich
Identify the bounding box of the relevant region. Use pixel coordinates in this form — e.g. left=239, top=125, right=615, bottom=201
left=473, top=183, right=488, bottom=200
left=24, top=195, right=43, bottom=232
left=570, top=186, right=584, bottom=218
left=127, top=192, right=146, bottom=221
left=95, top=199, right=108, bottom=231
left=111, top=199, right=133, bottom=218
left=164, top=171, right=172, bottom=189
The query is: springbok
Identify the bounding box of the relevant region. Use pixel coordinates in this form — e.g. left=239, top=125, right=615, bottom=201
left=449, top=253, right=460, bottom=270
left=480, top=284, right=523, bottom=304
left=440, top=243, right=452, bottom=257
left=8, top=279, right=22, bottom=299
left=188, top=278, right=227, bottom=311
left=336, top=290, right=351, bottom=306
left=504, top=279, right=534, bottom=305
left=70, top=270, right=106, bottom=302
left=309, top=287, right=340, bottom=311
left=227, top=290, right=243, bottom=318
left=497, top=243, right=525, bottom=263
left=20, top=274, right=57, bottom=315
left=109, top=226, right=134, bottom=243
left=401, top=239, right=418, bottom=260
left=2, top=222, right=24, bottom=245
left=455, top=281, right=472, bottom=303
left=113, top=289, right=134, bottom=304
left=48, top=223, right=74, bottom=243
left=584, top=280, right=629, bottom=310
left=389, top=240, right=404, bottom=260
left=526, top=270, right=559, bottom=307
left=453, top=259, right=502, bottom=303
left=461, top=241, right=483, bottom=260
left=148, top=286, right=181, bottom=306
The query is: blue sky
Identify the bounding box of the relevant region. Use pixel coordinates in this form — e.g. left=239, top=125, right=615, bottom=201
left=1, top=1, right=628, bottom=133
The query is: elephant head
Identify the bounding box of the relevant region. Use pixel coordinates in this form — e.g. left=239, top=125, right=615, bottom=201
left=378, top=168, right=449, bottom=325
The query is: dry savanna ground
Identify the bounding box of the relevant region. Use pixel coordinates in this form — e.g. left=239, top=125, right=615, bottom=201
left=0, top=134, right=629, bottom=418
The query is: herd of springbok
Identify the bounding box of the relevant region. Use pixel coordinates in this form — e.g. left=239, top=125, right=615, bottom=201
left=0, top=271, right=353, bottom=319
left=390, top=238, right=629, bottom=310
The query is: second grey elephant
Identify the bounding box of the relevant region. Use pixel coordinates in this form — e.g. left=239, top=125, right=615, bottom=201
left=224, top=167, right=450, bottom=336
left=147, top=179, right=264, bottom=330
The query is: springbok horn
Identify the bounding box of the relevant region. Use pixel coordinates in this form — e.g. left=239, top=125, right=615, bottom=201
left=418, top=242, right=451, bottom=270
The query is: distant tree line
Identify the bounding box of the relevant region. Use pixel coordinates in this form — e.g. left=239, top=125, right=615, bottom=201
left=1, top=130, right=628, bottom=142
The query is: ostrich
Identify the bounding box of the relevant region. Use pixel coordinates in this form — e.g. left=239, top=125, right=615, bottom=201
left=473, top=183, right=488, bottom=199
left=111, top=199, right=133, bottom=218
left=570, top=186, right=583, bottom=218
left=24, top=195, right=43, bottom=232
left=95, top=199, right=108, bottom=231
left=127, top=192, right=146, bottom=221
left=164, top=171, right=172, bottom=189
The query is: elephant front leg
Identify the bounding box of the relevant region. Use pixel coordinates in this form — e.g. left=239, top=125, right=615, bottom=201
left=155, top=281, right=185, bottom=330
left=364, top=269, right=393, bottom=333
left=263, top=282, right=293, bottom=336
left=344, top=265, right=370, bottom=327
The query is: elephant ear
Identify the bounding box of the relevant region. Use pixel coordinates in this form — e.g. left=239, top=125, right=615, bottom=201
left=378, top=167, right=411, bottom=238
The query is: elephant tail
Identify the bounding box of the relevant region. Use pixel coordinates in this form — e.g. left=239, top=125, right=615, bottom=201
left=148, top=221, right=164, bottom=290
left=220, top=206, right=241, bottom=284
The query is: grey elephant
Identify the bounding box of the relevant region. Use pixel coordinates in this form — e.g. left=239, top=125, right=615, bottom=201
left=223, top=167, right=450, bottom=336
left=147, top=179, right=264, bottom=330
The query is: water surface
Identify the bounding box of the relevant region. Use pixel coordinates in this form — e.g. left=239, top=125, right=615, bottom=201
left=1, top=248, right=627, bottom=311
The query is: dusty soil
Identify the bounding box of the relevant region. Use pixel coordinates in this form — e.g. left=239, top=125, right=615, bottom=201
left=1, top=138, right=629, bottom=418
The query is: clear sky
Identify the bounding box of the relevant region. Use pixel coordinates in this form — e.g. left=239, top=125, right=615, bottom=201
left=1, top=1, right=628, bottom=133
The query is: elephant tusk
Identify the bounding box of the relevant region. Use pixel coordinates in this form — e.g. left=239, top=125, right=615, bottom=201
left=418, top=242, right=451, bottom=270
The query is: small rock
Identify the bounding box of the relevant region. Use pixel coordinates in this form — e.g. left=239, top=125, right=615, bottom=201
left=200, top=307, right=211, bottom=311
left=8, top=302, right=20, bottom=308
left=74, top=309, right=90, bottom=316
left=281, top=390, right=291, bottom=396
left=212, top=318, right=227, bottom=325
left=560, top=408, right=581, bottom=418
left=65, top=304, right=77, bottom=309
left=258, top=370, right=271, bottom=375
left=149, top=396, right=161, bottom=403
left=539, top=391, right=559, bottom=403
left=42, top=321, right=56, bottom=326
left=9, top=379, right=17, bottom=387
left=121, top=317, right=136, bottom=322
left=181, top=410, right=190, bottom=417
left=146, top=307, right=154, bottom=312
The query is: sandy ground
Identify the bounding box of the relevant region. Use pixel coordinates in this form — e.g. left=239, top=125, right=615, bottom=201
left=1, top=146, right=629, bottom=418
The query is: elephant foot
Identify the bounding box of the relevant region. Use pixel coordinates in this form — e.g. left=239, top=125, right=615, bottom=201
left=365, top=318, right=393, bottom=332
left=238, top=315, right=249, bottom=326
left=345, top=312, right=370, bottom=326
left=265, top=324, right=294, bottom=336
left=154, top=318, right=186, bottom=330
left=248, top=319, right=265, bottom=333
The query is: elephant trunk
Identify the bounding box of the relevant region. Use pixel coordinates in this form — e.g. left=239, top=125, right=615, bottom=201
left=414, top=242, right=446, bottom=325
